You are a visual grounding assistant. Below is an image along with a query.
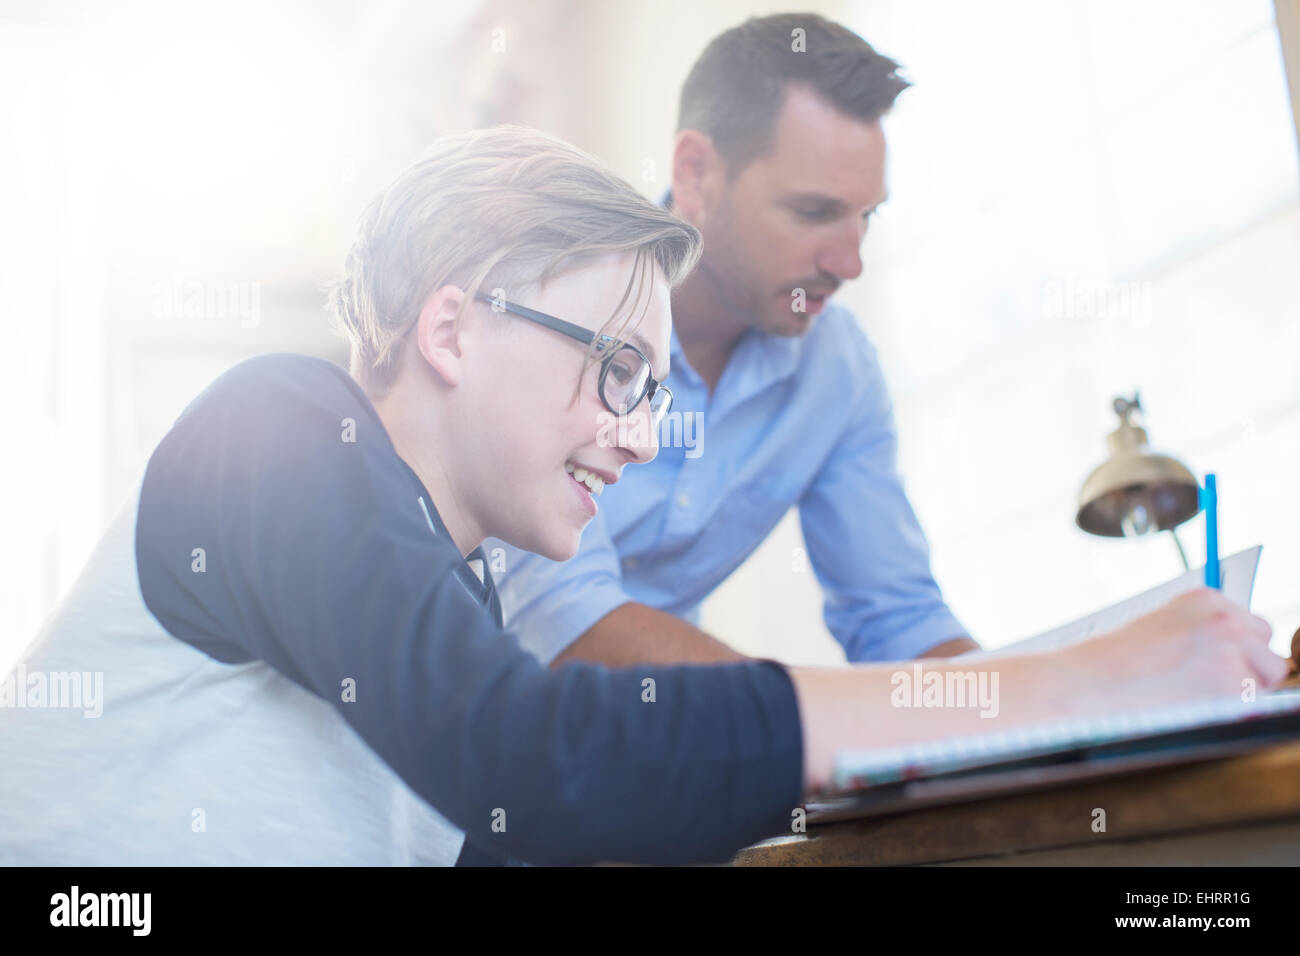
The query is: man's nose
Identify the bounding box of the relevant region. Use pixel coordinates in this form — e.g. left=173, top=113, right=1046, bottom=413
left=816, top=222, right=866, bottom=281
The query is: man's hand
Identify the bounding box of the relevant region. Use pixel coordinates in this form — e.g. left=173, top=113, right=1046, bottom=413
left=1282, top=626, right=1300, bottom=688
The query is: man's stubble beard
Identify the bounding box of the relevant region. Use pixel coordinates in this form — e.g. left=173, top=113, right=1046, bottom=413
left=699, top=195, right=810, bottom=339
left=698, top=214, right=769, bottom=333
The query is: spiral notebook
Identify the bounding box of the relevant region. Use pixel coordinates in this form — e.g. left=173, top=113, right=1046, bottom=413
left=813, top=546, right=1299, bottom=822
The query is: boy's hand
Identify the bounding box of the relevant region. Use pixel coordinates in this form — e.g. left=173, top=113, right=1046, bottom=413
left=1066, top=588, right=1287, bottom=709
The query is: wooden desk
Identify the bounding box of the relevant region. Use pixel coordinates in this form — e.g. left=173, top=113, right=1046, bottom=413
left=731, top=740, right=1300, bottom=866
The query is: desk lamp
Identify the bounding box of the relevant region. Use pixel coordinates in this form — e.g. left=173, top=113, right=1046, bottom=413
left=1076, top=393, right=1201, bottom=569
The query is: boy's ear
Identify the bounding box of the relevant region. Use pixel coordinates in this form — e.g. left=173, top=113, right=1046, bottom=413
left=414, top=285, right=468, bottom=387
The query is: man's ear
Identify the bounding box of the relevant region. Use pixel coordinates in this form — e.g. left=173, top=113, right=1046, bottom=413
left=413, top=285, right=467, bottom=387
left=671, top=129, right=725, bottom=226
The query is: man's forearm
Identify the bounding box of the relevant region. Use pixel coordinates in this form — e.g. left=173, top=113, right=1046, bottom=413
left=550, top=601, right=746, bottom=668
left=917, top=636, right=981, bottom=658
left=551, top=607, right=979, bottom=668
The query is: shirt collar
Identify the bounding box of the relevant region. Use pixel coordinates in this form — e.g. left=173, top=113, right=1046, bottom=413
left=715, top=328, right=802, bottom=416
left=407, top=463, right=504, bottom=629
left=666, top=299, right=804, bottom=402
left=667, top=324, right=699, bottom=387
left=462, top=545, right=504, bottom=629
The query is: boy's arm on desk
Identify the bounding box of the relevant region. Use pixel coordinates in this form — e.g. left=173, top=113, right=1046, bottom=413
left=554, top=593, right=1285, bottom=796
left=789, top=589, right=1285, bottom=793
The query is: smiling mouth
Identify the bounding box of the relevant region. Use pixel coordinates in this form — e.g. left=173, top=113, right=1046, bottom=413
left=564, top=462, right=605, bottom=496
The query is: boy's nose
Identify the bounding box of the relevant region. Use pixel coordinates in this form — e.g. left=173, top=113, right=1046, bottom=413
left=621, top=404, right=660, bottom=464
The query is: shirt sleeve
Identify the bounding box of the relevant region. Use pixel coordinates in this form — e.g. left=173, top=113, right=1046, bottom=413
left=798, top=330, right=970, bottom=662
left=134, top=355, right=803, bottom=865
left=487, top=508, right=632, bottom=665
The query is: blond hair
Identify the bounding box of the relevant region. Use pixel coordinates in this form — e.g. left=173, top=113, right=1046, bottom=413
left=328, top=124, right=701, bottom=396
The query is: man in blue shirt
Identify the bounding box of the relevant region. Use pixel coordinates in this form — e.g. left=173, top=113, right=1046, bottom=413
left=494, top=13, right=979, bottom=666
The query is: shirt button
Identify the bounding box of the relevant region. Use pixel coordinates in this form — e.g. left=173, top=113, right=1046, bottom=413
left=623, top=557, right=639, bottom=570
left=675, top=493, right=691, bottom=508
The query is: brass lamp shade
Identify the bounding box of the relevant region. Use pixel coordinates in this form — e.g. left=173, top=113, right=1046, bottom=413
left=1076, top=395, right=1200, bottom=538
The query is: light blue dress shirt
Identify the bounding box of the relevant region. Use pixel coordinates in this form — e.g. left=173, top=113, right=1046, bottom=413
left=489, top=300, right=968, bottom=664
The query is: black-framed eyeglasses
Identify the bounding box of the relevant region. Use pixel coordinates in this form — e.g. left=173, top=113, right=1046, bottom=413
left=475, top=293, right=673, bottom=427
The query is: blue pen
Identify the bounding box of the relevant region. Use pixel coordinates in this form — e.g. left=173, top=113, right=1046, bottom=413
left=1202, top=473, right=1220, bottom=590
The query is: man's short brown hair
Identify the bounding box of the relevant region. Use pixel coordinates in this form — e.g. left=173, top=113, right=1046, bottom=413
left=678, top=12, right=910, bottom=176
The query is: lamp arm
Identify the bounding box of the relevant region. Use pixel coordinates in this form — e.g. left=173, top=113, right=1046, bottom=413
left=1169, top=525, right=1190, bottom=572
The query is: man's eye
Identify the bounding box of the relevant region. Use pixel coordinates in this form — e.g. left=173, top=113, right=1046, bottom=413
left=796, top=207, right=832, bottom=221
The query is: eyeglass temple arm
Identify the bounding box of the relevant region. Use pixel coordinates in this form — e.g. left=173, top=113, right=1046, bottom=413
left=474, top=293, right=615, bottom=351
